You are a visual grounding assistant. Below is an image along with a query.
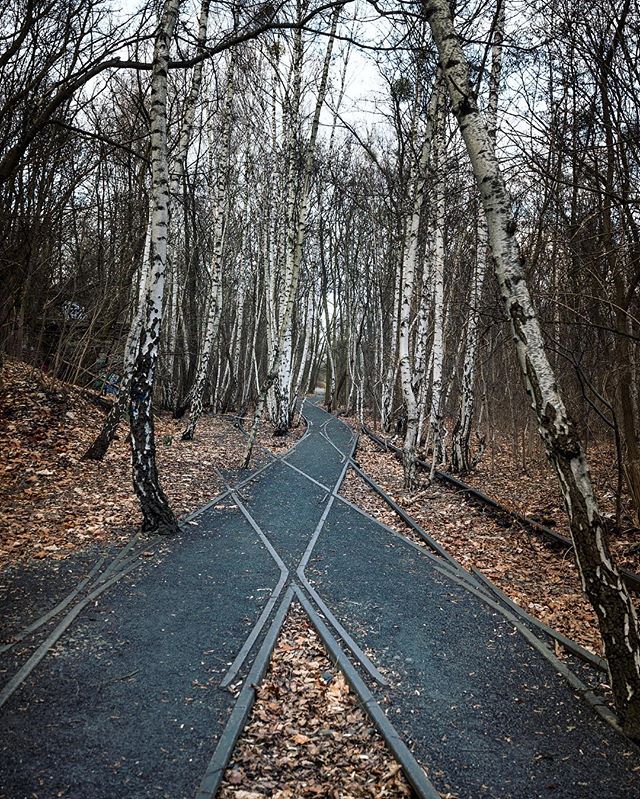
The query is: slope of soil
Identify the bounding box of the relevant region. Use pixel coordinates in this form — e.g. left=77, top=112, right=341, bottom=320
left=462, top=433, right=640, bottom=572
left=0, top=359, right=301, bottom=568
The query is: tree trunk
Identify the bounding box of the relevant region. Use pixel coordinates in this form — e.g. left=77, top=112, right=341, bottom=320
left=399, top=82, right=438, bottom=487
left=243, top=4, right=340, bottom=463
left=82, top=208, right=153, bottom=461
left=181, top=54, right=234, bottom=440
left=129, top=0, right=181, bottom=535
left=426, top=92, right=446, bottom=478
left=424, top=0, right=640, bottom=739
left=451, top=1, right=503, bottom=473
left=84, top=0, right=210, bottom=460
left=163, top=0, right=212, bottom=411
left=380, top=262, right=401, bottom=433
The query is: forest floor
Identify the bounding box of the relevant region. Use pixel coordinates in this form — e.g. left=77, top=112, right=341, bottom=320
left=0, top=359, right=302, bottom=569
left=1, top=389, right=418, bottom=799
left=0, top=365, right=412, bottom=798
left=463, top=433, right=640, bottom=571
left=341, top=418, right=640, bottom=657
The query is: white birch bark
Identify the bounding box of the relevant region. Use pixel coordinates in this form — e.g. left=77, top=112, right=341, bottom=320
left=399, top=87, right=437, bottom=487
left=425, top=0, right=640, bottom=738
left=380, top=260, right=401, bottom=433
left=163, top=0, right=212, bottom=407
left=83, top=203, right=153, bottom=460
left=265, top=46, right=286, bottom=423
left=85, top=0, right=210, bottom=458
left=230, top=177, right=253, bottom=408
left=427, top=92, right=446, bottom=478
left=181, top=55, right=234, bottom=440
left=346, top=299, right=362, bottom=414
left=128, top=0, right=181, bottom=535
left=399, top=81, right=443, bottom=485
left=293, top=288, right=315, bottom=399
left=356, top=340, right=365, bottom=424
left=375, top=276, right=385, bottom=422
left=231, top=263, right=247, bottom=403
left=451, top=0, right=503, bottom=473
left=322, top=273, right=337, bottom=410
left=242, top=267, right=263, bottom=412
left=271, top=8, right=317, bottom=432
left=413, top=236, right=433, bottom=400
left=244, top=5, right=340, bottom=461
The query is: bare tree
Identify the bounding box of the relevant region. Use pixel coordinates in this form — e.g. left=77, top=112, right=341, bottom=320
left=128, top=0, right=181, bottom=535
left=423, top=0, right=640, bottom=739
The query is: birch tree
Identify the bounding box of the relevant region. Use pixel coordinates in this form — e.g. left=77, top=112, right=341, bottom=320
left=398, top=79, right=438, bottom=487
left=244, top=4, right=340, bottom=462
left=450, top=0, right=504, bottom=473
left=423, top=0, right=640, bottom=738
left=163, top=0, right=212, bottom=411
left=425, top=89, right=446, bottom=478
left=128, top=0, right=181, bottom=535
left=83, top=0, right=211, bottom=460
left=181, top=54, right=235, bottom=440
left=82, top=210, right=153, bottom=460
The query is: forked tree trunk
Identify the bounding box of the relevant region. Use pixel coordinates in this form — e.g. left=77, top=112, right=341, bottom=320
left=128, top=0, right=181, bottom=535
left=399, top=83, right=438, bottom=488
left=84, top=0, right=210, bottom=461
left=424, top=0, right=640, bottom=738
left=243, top=5, right=339, bottom=463
left=83, top=206, right=153, bottom=461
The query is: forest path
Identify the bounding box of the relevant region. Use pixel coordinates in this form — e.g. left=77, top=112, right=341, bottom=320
left=1, top=402, right=639, bottom=799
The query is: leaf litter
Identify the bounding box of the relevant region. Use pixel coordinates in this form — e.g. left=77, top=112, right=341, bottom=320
left=342, top=427, right=640, bottom=659
left=0, top=359, right=302, bottom=568
left=219, top=603, right=415, bottom=799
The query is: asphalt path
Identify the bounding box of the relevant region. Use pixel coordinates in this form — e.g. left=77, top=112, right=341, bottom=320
left=1, top=402, right=639, bottom=798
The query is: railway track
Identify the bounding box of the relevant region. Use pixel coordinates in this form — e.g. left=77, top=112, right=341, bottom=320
left=361, top=423, right=640, bottom=594
left=2, top=406, right=635, bottom=798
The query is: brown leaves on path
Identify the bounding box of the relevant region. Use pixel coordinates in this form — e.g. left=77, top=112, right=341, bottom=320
left=219, top=604, right=413, bottom=799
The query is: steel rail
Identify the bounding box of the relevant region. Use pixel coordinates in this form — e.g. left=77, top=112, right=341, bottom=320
left=196, top=588, right=295, bottom=799
left=333, top=483, right=621, bottom=735
left=0, top=445, right=295, bottom=706
left=362, top=424, right=640, bottom=594
left=214, top=470, right=289, bottom=689
left=470, top=567, right=608, bottom=672
left=349, top=460, right=461, bottom=570
left=0, top=558, right=143, bottom=709
left=216, top=403, right=389, bottom=686
left=0, top=555, right=107, bottom=654
left=294, top=586, right=442, bottom=799
left=347, top=449, right=612, bottom=676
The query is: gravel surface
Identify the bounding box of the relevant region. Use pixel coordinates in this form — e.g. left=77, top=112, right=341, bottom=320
left=307, top=497, right=640, bottom=798
left=1, top=499, right=281, bottom=798
left=4, top=401, right=638, bottom=799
